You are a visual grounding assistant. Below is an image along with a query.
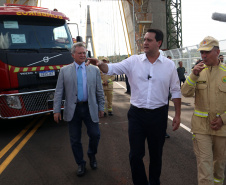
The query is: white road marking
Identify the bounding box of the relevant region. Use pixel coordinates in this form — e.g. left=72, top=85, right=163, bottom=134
left=168, top=115, right=191, bottom=133
left=116, top=82, right=127, bottom=89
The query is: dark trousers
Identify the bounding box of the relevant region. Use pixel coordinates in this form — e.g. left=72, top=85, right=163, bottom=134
left=120, top=74, right=125, bottom=81
left=179, top=79, right=185, bottom=87
left=125, top=75, right=131, bottom=93
left=115, top=75, right=118, bottom=81
left=128, top=105, right=168, bottom=185
left=68, top=103, right=100, bottom=165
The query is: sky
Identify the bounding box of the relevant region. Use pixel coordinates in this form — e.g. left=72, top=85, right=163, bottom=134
left=40, top=0, right=127, bottom=57
left=39, top=0, right=226, bottom=56
left=182, top=0, right=226, bottom=46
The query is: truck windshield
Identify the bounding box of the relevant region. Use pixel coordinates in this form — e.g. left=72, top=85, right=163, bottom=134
left=0, top=15, right=73, bottom=50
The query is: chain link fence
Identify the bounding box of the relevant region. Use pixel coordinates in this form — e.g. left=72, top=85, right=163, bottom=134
left=162, top=39, right=226, bottom=76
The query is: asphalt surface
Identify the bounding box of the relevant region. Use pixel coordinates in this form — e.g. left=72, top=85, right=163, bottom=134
left=0, top=81, right=224, bottom=185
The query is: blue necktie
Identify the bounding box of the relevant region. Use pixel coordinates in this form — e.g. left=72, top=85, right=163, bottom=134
left=77, top=65, right=83, bottom=101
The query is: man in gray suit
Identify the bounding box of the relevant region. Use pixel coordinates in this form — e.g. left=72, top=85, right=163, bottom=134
left=53, top=42, right=105, bottom=177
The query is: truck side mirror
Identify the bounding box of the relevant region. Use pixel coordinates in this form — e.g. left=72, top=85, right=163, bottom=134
left=87, top=50, right=91, bottom=58
left=76, top=36, right=83, bottom=42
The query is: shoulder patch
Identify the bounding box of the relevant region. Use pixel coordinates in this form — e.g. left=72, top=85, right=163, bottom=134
left=222, top=76, right=226, bottom=83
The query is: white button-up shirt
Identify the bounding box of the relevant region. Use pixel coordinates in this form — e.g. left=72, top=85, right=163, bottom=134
left=107, top=53, right=181, bottom=109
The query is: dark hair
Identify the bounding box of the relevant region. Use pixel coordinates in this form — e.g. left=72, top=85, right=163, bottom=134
left=146, top=29, right=164, bottom=48
left=213, top=46, right=219, bottom=50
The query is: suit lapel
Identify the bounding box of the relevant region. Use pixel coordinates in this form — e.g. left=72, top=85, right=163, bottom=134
left=86, top=65, right=90, bottom=94
left=71, top=63, right=77, bottom=89
left=86, top=65, right=89, bottom=82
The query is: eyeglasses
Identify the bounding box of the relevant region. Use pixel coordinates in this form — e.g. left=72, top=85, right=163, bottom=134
left=220, top=58, right=224, bottom=60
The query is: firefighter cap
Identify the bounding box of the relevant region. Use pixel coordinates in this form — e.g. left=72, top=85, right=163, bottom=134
left=197, top=36, right=219, bottom=51
left=102, top=57, right=109, bottom=61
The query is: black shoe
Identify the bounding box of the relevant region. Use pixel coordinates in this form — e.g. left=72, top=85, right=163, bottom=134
left=108, top=112, right=113, bottom=116
left=104, top=112, right=107, bottom=117
left=165, top=133, right=170, bottom=138
left=125, top=91, right=131, bottom=95
left=77, top=163, right=86, bottom=177
left=89, top=156, right=97, bottom=170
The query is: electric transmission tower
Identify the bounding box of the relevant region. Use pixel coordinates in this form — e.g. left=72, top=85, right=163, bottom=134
left=166, top=0, right=182, bottom=49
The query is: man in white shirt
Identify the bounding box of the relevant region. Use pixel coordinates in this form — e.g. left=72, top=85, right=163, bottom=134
left=87, top=29, right=181, bottom=185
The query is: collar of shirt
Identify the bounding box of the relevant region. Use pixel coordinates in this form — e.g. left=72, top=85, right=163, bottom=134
left=141, top=53, right=164, bottom=64
left=74, top=61, right=85, bottom=70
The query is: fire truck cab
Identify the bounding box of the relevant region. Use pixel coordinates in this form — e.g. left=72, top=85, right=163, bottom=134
left=0, top=4, right=77, bottom=119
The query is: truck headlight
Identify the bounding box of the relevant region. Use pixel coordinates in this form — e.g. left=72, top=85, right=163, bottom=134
left=6, top=96, right=22, bottom=109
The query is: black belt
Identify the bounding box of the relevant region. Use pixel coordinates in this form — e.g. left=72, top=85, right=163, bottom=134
left=77, top=101, right=88, bottom=105
left=131, top=104, right=167, bottom=112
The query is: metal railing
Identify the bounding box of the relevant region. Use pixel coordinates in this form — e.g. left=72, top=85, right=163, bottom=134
left=162, top=39, right=226, bottom=76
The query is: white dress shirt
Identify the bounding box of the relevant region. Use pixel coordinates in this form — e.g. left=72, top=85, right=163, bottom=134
left=107, top=53, right=181, bottom=109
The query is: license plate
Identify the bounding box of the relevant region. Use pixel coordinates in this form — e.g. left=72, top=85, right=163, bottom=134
left=39, top=70, right=55, bottom=77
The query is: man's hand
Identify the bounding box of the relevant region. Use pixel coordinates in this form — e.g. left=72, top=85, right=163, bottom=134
left=172, top=98, right=181, bottom=131
left=99, top=111, right=104, bottom=118
left=86, top=58, right=109, bottom=73
left=172, top=116, right=180, bottom=131
left=103, top=81, right=108, bottom=86
left=192, top=61, right=205, bottom=76
left=86, top=58, right=102, bottom=66
left=54, top=112, right=61, bottom=123
left=210, top=116, right=223, bottom=130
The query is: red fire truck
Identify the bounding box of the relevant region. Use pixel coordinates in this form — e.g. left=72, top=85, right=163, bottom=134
left=0, top=4, right=78, bottom=119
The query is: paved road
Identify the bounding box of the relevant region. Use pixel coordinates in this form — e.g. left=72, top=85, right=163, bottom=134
left=0, top=81, right=221, bottom=185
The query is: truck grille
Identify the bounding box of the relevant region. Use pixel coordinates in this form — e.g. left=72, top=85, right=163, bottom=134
left=22, top=90, right=54, bottom=111
left=0, top=89, right=64, bottom=119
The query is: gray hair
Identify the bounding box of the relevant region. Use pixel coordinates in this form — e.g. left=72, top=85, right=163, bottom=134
left=71, top=42, right=86, bottom=54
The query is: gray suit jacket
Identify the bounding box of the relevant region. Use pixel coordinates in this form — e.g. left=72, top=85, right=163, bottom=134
left=53, top=62, right=105, bottom=122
